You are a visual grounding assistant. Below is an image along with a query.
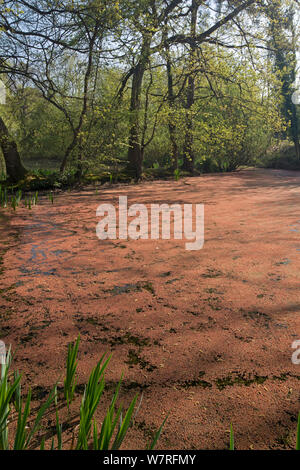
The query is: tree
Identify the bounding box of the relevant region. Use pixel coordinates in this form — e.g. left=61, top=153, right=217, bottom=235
left=0, top=114, right=27, bottom=182
left=182, top=0, right=199, bottom=173
left=0, top=0, right=298, bottom=181
left=124, top=0, right=259, bottom=178
left=0, top=0, right=121, bottom=175
left=267, top=0, right=300, bottom=159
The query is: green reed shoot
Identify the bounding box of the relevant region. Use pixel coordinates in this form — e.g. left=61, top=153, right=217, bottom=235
left=0, top=346, right=56, bottom=450
left=16, top=190, right=22, bottom=205
left=13, top=386, right=56, bottom=450
left=1, top=339, right=166, bottom=450
left=76, top=354, right=112, bottom=449
left=147, top=414, right=168, bottom=450
left=296, top=413, right=300, bottom=450
left=92, top=372, right=137, bottom=450
left=0, top=347, right=20, bottom=450
left=174, top=169, right=180, bottom=182
left=11, top=196, right=16, bottom=211
left=0, top=187, right=8, bottom=208
left=13, top=370, right=22, bottom=412
left=229, top=424, right=234, bottom=450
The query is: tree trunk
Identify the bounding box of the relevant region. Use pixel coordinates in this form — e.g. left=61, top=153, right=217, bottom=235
left=182, top=73, right=196, bottom=172
left=0, top=116, right=27, bottom=182
left=165, top=36, right=179, bottom=170
left=182, top=0, right=199, bottom=173
left=60, top=25, right=98, bottom=173
left=268, top=1, right=300, bottom=160
left=126, top=36, right=151, bottom=180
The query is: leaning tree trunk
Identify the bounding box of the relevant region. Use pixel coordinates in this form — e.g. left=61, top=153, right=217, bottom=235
left=0, top=116, right=27, bottom=182
left=182, top=0, right=199, bottom=174
left=60, top=25, right=98, bottom=174
left=165, top=33, right=179, bottom=170
left=268, top=1, right=300, bottom=160
left=126, top=36, right=151, bottom=180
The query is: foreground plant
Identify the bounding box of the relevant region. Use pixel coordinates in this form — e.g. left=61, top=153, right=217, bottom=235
left=230, top=417, right=300, bottom=450
left=13, top=387, right=56, bottom=450
left=0, top=185, right=7, bottom=208
left=174, top=169, right=180, bottom=182
left=0, top=339, right=165, bottom=450
left=0, top=347, right=56, bottom=450
left=0, top=186, right=57, bottom=211
left=0, top=348, right=20, bottom=449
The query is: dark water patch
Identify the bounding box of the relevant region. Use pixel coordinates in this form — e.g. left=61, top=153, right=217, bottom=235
left=275, top=259, right=291, bottom=266
left=0, top=326, right=10, bottom=338
left=202, top=269, right=223, bottom=279
left=20, top=331, right=38, bottom=344
left=105, top=281, right=155, bottom=296
left=180, top=372, right=212, bottom=389
left=109, top=333, right=151, bottom=348
left=234, top=333, right=253, bottom=343
left=31, top=385, right=49, bottom=401
left=51, top=249, right=70, bottom=257
left=126, top=349, right=157, bottom=372
left=106, top=267, right=132, bottom=274
left=159, top=271, right=172, bottom=277
left=165, top=277, right=182, bottom=285
left=242, top=309, right=272, bottom=328
left=216, top=373, right=267, bottom=390
left=30, top=245, right=47, bottom=261
left=19, top=266, right=58, bottom=277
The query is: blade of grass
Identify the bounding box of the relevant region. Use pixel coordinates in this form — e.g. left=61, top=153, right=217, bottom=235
left=230, top=423, right=235, bottom=450
left=296, top=413, right=300, bottom=450
left=64, top=335, right=80, bottom=408
left=112, top=394, right=138, bottom=450
left=13, top=389, right=32, bottom=450
left=147, top=415, right=168, bottom=450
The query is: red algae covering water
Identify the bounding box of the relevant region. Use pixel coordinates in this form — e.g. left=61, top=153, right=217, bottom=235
left=1, top=168, right=300, bottom=449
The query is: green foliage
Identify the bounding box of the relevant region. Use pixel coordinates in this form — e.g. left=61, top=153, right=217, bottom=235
left=260, top=141, right=300, bottom=170
left=296, top=413, right=300, bottom=451
left=0, top=185, right=40, bottom=210
left=92, top=375, right=138, bottom=451
left=0, top=1, right=295, bottom=181
left=174, top=169, right=180, bottom=181
left=0, top=347, right=56, bottom=450
left=147, top=414, right=169, bottom=450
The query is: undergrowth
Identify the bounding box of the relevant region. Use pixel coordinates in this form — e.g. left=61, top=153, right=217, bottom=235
left=0, top=338, right=165, bottom=450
